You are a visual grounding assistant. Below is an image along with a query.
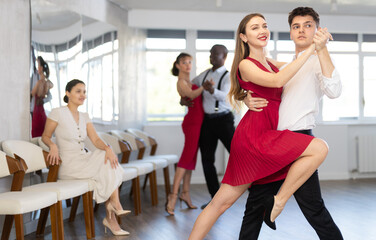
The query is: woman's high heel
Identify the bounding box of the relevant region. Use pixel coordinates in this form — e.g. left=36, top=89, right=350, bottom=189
left=103, top=218, right=129, bottom=236
left=179, top=191, right=197, bottom=209
left=165, top=193, right=178, bottom=216
left=263, top=196, right=277, bottom=230
left=106, top=202, right=131, bottom=219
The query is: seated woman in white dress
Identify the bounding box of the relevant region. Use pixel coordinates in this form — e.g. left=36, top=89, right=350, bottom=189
left=42, top=79, right=130, bottom=236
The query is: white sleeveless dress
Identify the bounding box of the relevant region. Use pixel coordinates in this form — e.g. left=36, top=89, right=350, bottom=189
left=48, top=106, right=124, bottom=203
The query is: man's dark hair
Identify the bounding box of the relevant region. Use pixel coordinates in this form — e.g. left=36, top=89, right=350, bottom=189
left=288, top=7, right=320, bottom=28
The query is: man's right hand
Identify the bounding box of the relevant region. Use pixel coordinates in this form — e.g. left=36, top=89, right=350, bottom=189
left=180, top=97, right=193, bottom=107
left=243, top=91, right=268, bottom=112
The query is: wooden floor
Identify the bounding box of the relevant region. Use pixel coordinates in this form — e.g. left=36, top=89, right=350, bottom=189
left=25, top=178, right=376, bottom=240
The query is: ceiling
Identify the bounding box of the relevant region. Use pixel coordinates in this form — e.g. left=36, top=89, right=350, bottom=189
left=109, top=0, right=376, bottom=17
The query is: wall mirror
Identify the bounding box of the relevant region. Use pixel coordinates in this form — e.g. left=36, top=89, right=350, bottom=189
left=31, top=0, right=119, bottom=125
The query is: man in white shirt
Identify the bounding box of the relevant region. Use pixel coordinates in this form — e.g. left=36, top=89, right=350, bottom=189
left=239, top=7, right=343, bottom=239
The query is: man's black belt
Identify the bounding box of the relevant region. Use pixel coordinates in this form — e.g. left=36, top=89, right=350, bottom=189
left=293, top=129, right=313, bottom=136
left=205, top=111, right=231, bottom=119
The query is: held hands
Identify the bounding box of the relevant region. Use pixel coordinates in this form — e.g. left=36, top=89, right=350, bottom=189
left=203, top=79, right=215, bottom=94
left=180, top=97, right=193, bottom=107
left=105, top=146, right=119, bottom=169
left=243, top=91, right=268, bottom=112
left=314, top=27, right=333, bottom=52
left=47, top=144, right=61, bottom=166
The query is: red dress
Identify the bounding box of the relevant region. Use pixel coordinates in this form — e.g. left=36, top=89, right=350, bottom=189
left=222, top=57, right=314, bottom=186
left=177, top=84, right=204, bottom=170
left=31, top=96, right=47, bottom=138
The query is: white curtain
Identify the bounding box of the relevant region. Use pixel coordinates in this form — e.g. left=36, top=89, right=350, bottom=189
left=118, top=27, right=147, bottom=130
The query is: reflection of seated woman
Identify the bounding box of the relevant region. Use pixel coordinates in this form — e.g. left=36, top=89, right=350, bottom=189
left=42, top=79, right=130, bottom=236
left=31, top=56, right=53, bottom=137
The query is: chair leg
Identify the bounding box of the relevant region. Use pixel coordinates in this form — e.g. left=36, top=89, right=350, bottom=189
left=55, top=201, right=64, bottom=240
left=50, top=203, right=58, bottom=240
left=69, top=196, right=81, bottom=222
left=1, top=215, right=14, bottom=240
left=149, top=171, right=158, bottom=206
left=132, top=177, right=141, bottom=215
left=82, top=192, right=93, bottom=239
left=163, top=166, right=171, bottom=199
left=36, top=207, right=50, bottom=236
left=14, top=214, right=24, bottom=240
left=89, top=191, right=95, bottom=238
left=142, top=174, right=149, bottom=190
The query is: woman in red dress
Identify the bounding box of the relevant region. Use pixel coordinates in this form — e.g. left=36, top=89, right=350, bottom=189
left=189, top=14, right=329, bottom=239
left=165, top=53, right=204, bottom=215
left=31, top=56, right=53, bottom=138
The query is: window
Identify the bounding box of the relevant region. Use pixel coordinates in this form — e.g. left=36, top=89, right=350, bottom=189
left=146, top=29, right=237, bottom=121
left=82, top=31, right=119, bottom=122
left=146, top=30, right=187, bottom=121
left=322, top=34, right=359, bottom=121
left=32, top=31, right=119, bottom=122
left=145, top=29, right=376, bottom=123
left=196, top=30, right=235, bottom=75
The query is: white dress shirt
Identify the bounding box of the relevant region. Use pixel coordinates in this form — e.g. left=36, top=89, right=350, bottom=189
left=192, top=65, right=232, bottom=114
left=277, top=53, right=342, bottom=131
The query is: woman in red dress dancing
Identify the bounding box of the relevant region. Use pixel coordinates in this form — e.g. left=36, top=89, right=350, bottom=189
left=165, top=53, right=205, bottom=216
left=189, top=13, right=329, bottom=239
left=31, top=56, right=53, bottom=137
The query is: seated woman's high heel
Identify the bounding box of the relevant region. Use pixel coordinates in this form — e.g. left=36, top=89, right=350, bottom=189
left=103, top=218, right=129, bottom=236
left=165, top=193, right=178, bottom=216
left=179, top=191, right=197, bottom=209
left=106, top=202, right=131, bottom=219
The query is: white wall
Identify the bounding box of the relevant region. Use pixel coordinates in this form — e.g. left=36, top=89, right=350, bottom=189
left=0, top=0, right=31, bottom=237
left=0, top=0, right=30, bottom=142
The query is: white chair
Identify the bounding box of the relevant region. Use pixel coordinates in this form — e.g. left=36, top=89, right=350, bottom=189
left=127, top=128, right=179, bottom=165
left=0, top=150, right=58, bottom=240
left=122, top=129, right=174, bottom=199
left=2, top=140, right=94, bottom=239
left=110, top=130, right=160, bottom=206
left=97, top=132, right=144, bottom=214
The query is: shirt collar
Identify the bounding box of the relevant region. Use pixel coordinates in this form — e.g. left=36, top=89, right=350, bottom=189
left=211, top=65, right=226, bottom=73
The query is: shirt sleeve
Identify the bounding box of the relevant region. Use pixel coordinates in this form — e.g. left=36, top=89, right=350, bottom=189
left=47, top=108, right=59, bottom=122
left=83, top=112, right=92, bottom=124
left=213, top=72, right=231, bottom=101
left=318, top=67, right=342, bottom=99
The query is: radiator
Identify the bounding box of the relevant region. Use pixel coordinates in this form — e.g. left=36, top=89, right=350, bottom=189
left=357, top=135, right=376, bottom=173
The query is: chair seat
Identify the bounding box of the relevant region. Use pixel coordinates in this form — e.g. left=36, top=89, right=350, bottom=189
left=140, top=158, right=168, bottom=169
left=0, top=191, right=57, bottom=214
left=145, top=154, right=178, bottom=164
left=122, top=162, right=154, bottom=175
left=22, top=181, right=89, bottom=200
left=122, top=168, right=138, bottom=181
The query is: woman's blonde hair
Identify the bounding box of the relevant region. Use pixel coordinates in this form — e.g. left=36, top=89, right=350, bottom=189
left=228, top=13, right=265, bottom=110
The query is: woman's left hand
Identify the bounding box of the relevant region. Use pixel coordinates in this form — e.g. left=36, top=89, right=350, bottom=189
left=104, top=146, right=119, bottom=169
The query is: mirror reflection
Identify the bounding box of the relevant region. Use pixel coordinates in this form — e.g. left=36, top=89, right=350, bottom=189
left=31, top=0, right=119, bottom=138
left=31, top=0, right=82, bottom=115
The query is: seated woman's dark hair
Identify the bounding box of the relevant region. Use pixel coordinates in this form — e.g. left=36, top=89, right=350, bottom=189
left=37, top=56, right=50, bottom=78
left=63, top=79, right=85, bottom=103
left=171, top=53, right=192, bottom=76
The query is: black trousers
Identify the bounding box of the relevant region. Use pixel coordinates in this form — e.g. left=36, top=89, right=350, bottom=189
left=238, top=130, right=343, bottom=240
left=199, top=112, right=235, bottom=198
